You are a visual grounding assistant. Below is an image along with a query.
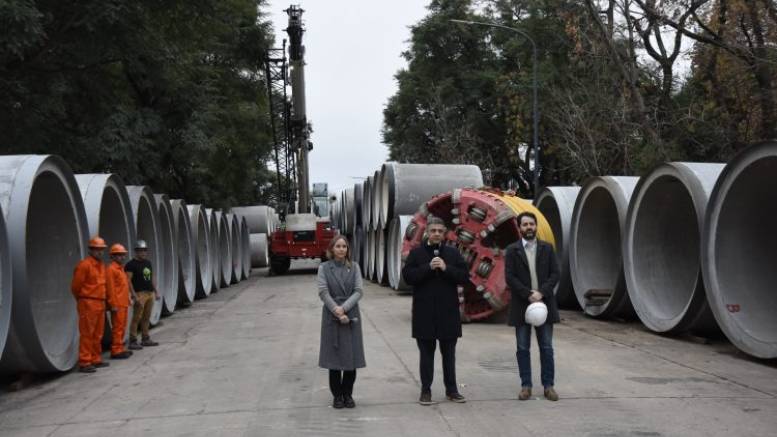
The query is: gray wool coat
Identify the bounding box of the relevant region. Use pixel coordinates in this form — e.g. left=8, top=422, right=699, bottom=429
left=317, top=260, right=366, bottom=370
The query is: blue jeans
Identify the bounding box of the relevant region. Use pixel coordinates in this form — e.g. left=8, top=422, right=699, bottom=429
left=515, top=323, right=554, bottom=388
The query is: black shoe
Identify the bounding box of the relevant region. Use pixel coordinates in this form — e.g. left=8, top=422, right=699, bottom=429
left=78, top=365, right=96, bottom=373
left=333, top=395, right=345, bottom=409
left=446, top=392, right=466, bottom=403
left=419, top=391, right=436, bottom=405
left=93, top=362, right=110, bottom=368
left=111, top=351, right=132, bottom=359
left=129, top=341, right=143, bottom=350
left=141, top=338, right=159, bottom=347
left=343, top=394, right=356, bottom=408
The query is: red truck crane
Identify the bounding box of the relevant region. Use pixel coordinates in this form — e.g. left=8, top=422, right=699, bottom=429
left=264, top=5, right=334, bottom=275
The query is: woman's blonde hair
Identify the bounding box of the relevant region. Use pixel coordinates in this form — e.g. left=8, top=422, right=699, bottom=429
left=326, top=234, right=352, bottom=267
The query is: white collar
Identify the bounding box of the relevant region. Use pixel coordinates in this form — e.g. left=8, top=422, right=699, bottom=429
left=522, top=238, right=536, bottom=249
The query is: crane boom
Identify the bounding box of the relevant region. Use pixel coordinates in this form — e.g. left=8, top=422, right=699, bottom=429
left=286, top=5, right=311, bottom=214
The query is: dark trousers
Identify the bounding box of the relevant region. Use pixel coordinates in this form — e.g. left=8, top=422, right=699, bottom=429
left=416, top=338, right=458, bottom=394
left=515, top=323, right=554, bottom=388
left=329, top=370, right=356, bottom=397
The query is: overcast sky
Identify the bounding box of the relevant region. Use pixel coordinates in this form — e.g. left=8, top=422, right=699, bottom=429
left=266, top=1, right=429, bottom=197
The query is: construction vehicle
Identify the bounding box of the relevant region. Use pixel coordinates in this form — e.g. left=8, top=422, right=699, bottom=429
left=264, top=5, right=334, bottom=275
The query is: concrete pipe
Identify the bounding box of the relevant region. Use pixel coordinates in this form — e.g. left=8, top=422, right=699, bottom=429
left=75, top=174, right=136, bottom=348
left=187, top=204, right=213, bottom=298
left=126, top=186, right=164, bottom=325
left=371, top=170, right=382, bottom=231
left=343, top=187, right=355, bottom=234
left=250, top=233, right=269, bottom=268
left=154, top=194, right=179, bottom=315
left=170, top=199, right=196, bottom=305
left=365, top=228, right=375, bottom=280
left=702, top=141, right=777, bottom=358
left=569, top=176, right=639, bottom=319
left=239, top=216, right=251, bottom=279
left=352, top=226, right=364, bottom=266
left=371, top=229, right=381, bottom=281
left=380, top=162, right=484, bottom=228
left=232, top=205, right=273, bottom=234
left=353, top=183, right=363, bottom=228
left=226, top=213, right=241, bottom=284
left=0, top=155, right=88, bottom=373
left=205, top=208, right=221, bottom=293
left=362, top=176, right=372, bottom=232
left=215, top=211, right=232, bottom=287
left=624, top=163, right=725, bottom=334
left=534, top=187, right=581, bottom=309
left=388, top=215, right=413, bottom=291
left=376, top=228, right=388, bottom=284
left=0, top=203, right=10, bottom=360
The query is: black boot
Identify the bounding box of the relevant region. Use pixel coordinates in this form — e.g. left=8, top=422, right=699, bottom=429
left=343, top=394, right=355, bottom=408
left=332, top=395, right=345, bottom=409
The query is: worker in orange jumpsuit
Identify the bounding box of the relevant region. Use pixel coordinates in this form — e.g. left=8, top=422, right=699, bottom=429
left=71, top=237, right=113, bottom=373
left=107, top=243, right=134, bottom=359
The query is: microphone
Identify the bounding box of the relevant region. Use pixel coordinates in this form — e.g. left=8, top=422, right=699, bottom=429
left=433, top=248, right=440, bottom=274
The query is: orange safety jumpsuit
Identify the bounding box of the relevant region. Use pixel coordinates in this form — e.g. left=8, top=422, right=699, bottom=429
left=71, top=256, right=111, bottom=367
left=107, top=261, right=131, bottom=356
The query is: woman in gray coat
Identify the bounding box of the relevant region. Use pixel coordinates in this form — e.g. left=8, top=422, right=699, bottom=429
left=318, top=235, right=366, bottom=409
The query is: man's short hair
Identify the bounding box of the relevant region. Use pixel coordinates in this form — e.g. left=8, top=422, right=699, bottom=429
left=427, top=215, right=446, bottom=227
left=517, top=211, right=537, bottom=225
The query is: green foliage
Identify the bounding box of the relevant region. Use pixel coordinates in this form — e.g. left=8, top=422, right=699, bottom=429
left=0, top=0, right=276, bottom=207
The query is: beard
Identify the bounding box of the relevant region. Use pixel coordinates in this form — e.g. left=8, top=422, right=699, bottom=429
left=522, top=230, right=536, bottom=240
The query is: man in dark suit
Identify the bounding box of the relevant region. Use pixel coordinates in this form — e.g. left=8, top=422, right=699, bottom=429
left=505, top=211, right=560, bottom=401
left=402, top=216, right=470, bottom=405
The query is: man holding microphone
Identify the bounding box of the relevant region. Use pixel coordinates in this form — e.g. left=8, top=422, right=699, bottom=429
left=402, top=216, right=470, bottom=405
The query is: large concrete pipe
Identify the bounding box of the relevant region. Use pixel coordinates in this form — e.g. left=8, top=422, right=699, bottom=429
left=371, top=229, right=381, bottom=281
left=187, top=204, right=212, bottom=298
left=0, top=155, right=88, bottom=373
left=0, top=204, right=10, bottom=360
left=75, top=174, right=136, bottom=348
left=569, top=176, right=639, bottom=319
left=352, top=226, right=364, bottom=267
left=353, top=183, right=363, bottom=229
left=388, top=215, right=413, bottom=292
left=371, top=170, right=382, bottom=230
left=343, top=187, right=355, bottom=234
left=380, top=162, right=484, bottom=229
left=126, top=186, right=164, bottom=325
left=239, top=215, right=251, bottom=279
left=534, top=187, right=581, bottom=309
left=226, top=213, right=241, bottom=284
left=232, top=205, right=273, bottom=234
left=362, top=176, right=372, bottom=232
left=702, top=142, right=777, bottom=358
left=214, top=211, right=232, bottom=287
left=365, top=228, right=375, bottom=280
left=170, top=199, right=196, bottom=305
left=624, top=163, right=725, bottom=334
left=205, top=208, right=221, bottom=293
left=154, top=194, right=179, bottom=315
left=376, top=228, right=388, bottom=284
left=250, top=233, right=269, bottom=267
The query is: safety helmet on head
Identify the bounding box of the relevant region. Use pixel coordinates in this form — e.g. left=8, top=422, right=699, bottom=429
left=525, top=302, right=548, bottom=327
left=135, top=239, right=148, bottom=250
left=110, top=244, right=128, bottom=255
left=88, top=236, right=107, bottom=249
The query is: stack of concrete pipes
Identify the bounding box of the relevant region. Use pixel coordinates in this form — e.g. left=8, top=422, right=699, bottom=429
left=0, top=154, right=254, bottom=374
left=230, top=205, right=279, bottom=269
left=531, top=141, right=777, bottom=359
left=332, top=161, right=485, bottom=285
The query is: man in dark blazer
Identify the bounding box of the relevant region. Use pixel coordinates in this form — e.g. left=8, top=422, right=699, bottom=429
left=505, top=211, right=560, bottom=401
left=402, top=216, right=470, bottom=405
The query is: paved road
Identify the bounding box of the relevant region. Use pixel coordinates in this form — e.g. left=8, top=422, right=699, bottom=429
left=1, top=260, right=776, bottom=436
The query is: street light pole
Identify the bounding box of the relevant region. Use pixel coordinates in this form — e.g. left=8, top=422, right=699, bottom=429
left=450, top=19, right=540, bottom=194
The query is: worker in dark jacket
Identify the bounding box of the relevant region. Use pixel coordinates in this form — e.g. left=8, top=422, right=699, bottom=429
left=505, top=211, right=560, bottom=401
left=402, top=216, right=469, bottom=405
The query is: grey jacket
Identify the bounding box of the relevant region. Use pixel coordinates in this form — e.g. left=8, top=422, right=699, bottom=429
left=317, top=260, right=366, bottom=370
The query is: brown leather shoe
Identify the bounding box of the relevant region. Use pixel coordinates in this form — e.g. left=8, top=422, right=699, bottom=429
left=544, top=387, right=559, bottom=401
left=518, top=387, right=532, bottom=400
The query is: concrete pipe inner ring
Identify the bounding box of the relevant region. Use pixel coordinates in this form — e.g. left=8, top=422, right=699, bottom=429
left=704, top=144, right=777, bottom=358
left=240, top=217, right=251, bottom=279
left=188, top=206, right=212, bottom=298
left=155, top=195, right=178, bottom=315
left=206, top=209, right=221, bottom=293
left=228, top=214, right=241, bottom=283
left=0, top=207, right=10, bottom=359
left=171, top=200, right=195, bottom=304
left=217, top=212, right=231, bottom=287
